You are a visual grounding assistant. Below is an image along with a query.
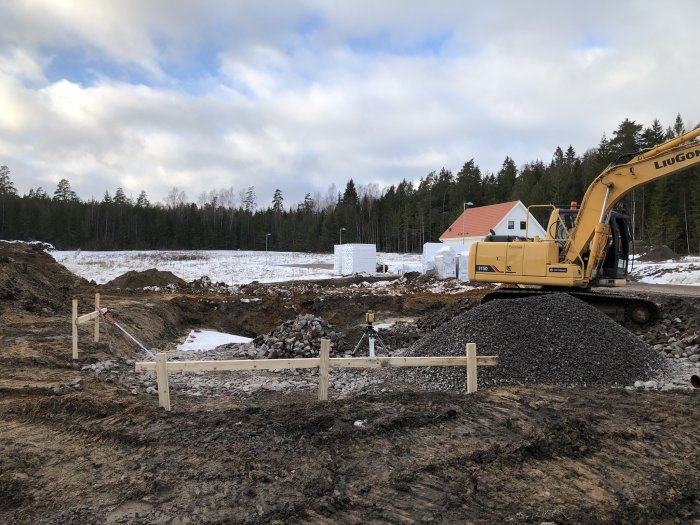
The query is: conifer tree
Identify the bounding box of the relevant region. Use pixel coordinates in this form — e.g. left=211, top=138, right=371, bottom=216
left=0, top=165, right=17, bottom=196
left=136, top=190, right=150, bottom=207
left=53, top=179, right=79, bottom=202
left=272, top=188, right=284, bottom=212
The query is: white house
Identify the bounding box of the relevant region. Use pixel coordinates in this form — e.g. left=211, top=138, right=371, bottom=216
left=438, top=201, right=547, bottom=250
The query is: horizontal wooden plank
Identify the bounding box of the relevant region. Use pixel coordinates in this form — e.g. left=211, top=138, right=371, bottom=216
left=328, top=356, right=499, bottom=368
left=76, top=308, right=108, bottom=325
left=135, top=355, right=499, bottom=373
left=136, top=357, right=321, bottom=373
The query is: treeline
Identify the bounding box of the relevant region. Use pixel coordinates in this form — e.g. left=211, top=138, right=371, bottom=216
left=1, top=115, right=699, bottom=253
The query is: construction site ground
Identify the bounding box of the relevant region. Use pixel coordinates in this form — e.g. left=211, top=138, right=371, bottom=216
left=1, top=244, right=700, bottom=524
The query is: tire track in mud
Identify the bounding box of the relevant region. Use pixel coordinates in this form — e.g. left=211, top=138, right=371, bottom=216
left=291, top=390, right=700, bottom=524
left=2, top=382, right=700, bottom=523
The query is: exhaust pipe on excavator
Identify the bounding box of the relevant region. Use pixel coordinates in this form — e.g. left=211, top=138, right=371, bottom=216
left=691, top=373, right=700, bottom=389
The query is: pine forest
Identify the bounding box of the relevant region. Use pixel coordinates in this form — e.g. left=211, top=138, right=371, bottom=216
left=1, top=115, right=699, bottom=254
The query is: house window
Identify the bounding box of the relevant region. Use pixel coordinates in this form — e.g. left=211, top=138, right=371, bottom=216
left=520, top=221, right=526, bottom=230
left=508, top=220, right=514, bottom=230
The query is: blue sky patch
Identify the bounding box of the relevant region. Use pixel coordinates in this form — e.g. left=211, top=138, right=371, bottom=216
left=43, top=46, right=154, bottom=87
left=297, top=14, right=324, bottom=36
left=582, top=35, right=607, bottom=49
left=347, top=30, right=452, bottom=56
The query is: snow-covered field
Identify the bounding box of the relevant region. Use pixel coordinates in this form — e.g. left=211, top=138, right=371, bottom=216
left=630, top=256, right=700, bottom=286
left=50, top=249, right=700, bottom=286
left=52, top=250, right=422, bottom=285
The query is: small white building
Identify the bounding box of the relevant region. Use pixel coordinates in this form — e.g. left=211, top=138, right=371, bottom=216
left=439, top=200, right=546, bottom=250
left=334, top=244, right=377, bottom=276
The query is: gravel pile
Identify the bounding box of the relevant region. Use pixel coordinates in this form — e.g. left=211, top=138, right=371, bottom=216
left=400, top=293, right=665, bottom=389
left=242, top=314, right=344, bottom=358
left=415, top=298, right=475, bottom=332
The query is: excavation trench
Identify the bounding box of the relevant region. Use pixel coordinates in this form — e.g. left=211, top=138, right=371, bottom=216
left=2, top=243, right=700, bottom=523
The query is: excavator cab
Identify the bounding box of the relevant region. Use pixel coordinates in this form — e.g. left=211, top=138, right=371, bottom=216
left=599, top=211, right=631, bottom=280
left=552, top=206, right=631, bottom=282
left=543, top=205, right=577, bottom=251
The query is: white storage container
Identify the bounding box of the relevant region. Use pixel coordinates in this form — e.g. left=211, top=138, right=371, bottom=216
left=434, top=246, right=456, bottom=279
left=333, top=244, right=377, bottom=276
left=421, top=242, right=444, bottom=273
left=457, top=251, right=470, bottom=282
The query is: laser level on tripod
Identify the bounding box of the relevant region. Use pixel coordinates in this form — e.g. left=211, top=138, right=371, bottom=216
left=353, top=310, right=387, bottom=358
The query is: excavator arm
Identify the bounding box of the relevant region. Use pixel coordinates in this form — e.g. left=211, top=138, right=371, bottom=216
left=564, top=126, right=700, bottom=283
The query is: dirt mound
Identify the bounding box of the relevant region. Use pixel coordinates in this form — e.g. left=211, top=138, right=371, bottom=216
left=106, top=268, right=185, bottom=289
left=401, top=293, right=664, bottom=389
left=0, top=241, right=88, bottom=315
left=637, top=244, right=680, bottom=262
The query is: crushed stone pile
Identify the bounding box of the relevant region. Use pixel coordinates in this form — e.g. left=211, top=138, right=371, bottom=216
left=0, top=241, right=88, bottom=315
left=415, top=298, right=475, bottom=333
left=224, top=314, right=344, bottom=359
left=400, top=293, right=665, bottom=389
left=106, top=268, right=185, bottom=289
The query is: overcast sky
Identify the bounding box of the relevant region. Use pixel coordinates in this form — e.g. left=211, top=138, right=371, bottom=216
left=1, top=1, right=699, bottom=207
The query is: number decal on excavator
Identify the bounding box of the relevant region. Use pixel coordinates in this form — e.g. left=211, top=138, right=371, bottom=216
left=476, top=265, right=500, bottom=273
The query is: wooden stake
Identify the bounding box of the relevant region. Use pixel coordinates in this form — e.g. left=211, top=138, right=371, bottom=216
left=318, top=338, right=330, bottom=401
left=94, top=292, right=100, bottom=343
left=466, top=343, right=477, bottom=394
left=155, top=353, right=171, bottom=411
left=71, top=299, right=78, bottom=360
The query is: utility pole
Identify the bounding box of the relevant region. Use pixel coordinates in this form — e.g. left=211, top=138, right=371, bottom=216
left=462, top=202, right=473, bottom=245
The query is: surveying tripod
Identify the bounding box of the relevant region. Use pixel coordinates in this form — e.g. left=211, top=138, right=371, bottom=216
left=352, top=310, right=387, bottom=358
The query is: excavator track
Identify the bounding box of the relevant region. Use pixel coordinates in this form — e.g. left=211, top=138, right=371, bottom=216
left=481, top=288, right=659, bottom=326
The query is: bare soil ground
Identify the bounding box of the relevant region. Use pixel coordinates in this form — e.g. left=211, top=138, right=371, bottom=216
left=1, top=243, right=699, bottom=524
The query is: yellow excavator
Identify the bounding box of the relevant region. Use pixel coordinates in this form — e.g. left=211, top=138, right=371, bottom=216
left=469, top=126, right=700, bottom=324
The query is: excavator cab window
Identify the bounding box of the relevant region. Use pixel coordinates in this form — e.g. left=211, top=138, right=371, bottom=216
left=550, top=209, right=577, bottom=250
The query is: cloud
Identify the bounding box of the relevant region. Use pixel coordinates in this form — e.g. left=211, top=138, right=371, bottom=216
left=1, top=1, right=700, bottom=207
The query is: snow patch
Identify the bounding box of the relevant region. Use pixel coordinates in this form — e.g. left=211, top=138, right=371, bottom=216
left=177, top=330, right=253, bottom=352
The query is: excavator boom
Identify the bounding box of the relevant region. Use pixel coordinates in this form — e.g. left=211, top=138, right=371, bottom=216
left=564, top=126, right=700, bottom=282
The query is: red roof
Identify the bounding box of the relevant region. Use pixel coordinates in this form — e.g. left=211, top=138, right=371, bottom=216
left=439, top=201, right=519, bottom=240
